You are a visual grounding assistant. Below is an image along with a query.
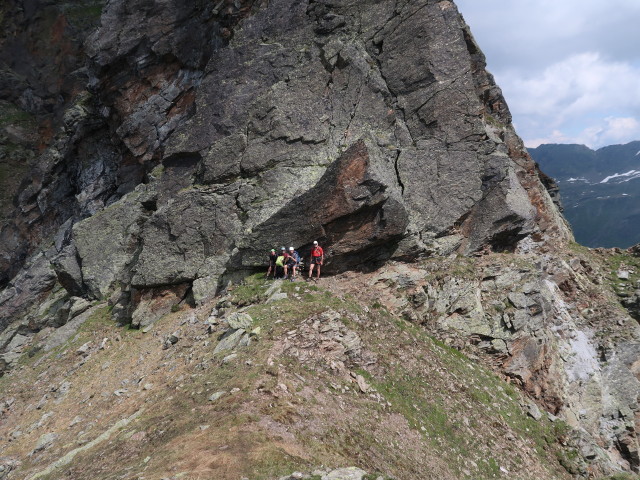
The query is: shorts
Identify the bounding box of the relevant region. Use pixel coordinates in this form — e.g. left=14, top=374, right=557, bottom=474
left=286, top=260, right=297, bottom=268
left=311, top=257, right=322, bottom=265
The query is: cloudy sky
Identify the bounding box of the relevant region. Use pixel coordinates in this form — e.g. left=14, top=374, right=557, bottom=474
left=455, top=0, right=640, bottom=149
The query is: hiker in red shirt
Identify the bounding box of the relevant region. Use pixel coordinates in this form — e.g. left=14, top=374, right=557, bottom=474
left=308, top=240, right=324, bottom=280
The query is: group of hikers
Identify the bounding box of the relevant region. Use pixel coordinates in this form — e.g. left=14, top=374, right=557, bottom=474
left=266, top=241, right=324, bottom=281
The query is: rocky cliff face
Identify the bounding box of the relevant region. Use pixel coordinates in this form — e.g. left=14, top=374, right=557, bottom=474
left=1, top=0, right=638, bottom=477
left=1, top=0, right=571, bottom=305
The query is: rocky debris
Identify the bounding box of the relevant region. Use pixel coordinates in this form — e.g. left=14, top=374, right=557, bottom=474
left=207, top=308, right=220, bottom=323
left=31, top=432, right=58, bottom=455
left=617, top=269, right=631, bottom=280
left=278, top=468, right=369, bottom=480
left=226, top=312, right=253, bottom=330
left=222, top=353, right=238, bottom=364
left=54, top=381, right=72, bottom=402
left=267, top=292, right=289, bottom=303
left=0, top=457, right=20, bottom=479
left=69, top=416, right=83, bottom=428
left=27, top=409, right=145, bottom=480
left=628, top=243, right=640, bottom=257
left=76, top=342, right=92, bottom=356
left=208, top=391, right=226, bottom=402
left=371, top=255, right=640, bottom=475
left=38, top=304, right=103, bottom=354
left=0, top=332, right=30, bottom=372
left=35, top=395, right=49, bottom=411
left=621, top=293, right=640, bottom=321
left=322, top=468, right=368, bottom=480
left=282, top=310, right=371, bottom=372
left=68, top=297, right=92, bottom=319
left=213, top=328, right=247, bottom=355
left=1, top=397, right=15, bottom=415
left=351, top=372, right=371, bottom=394
left=602, top=252, right=640, bottom=321
left=525, top=401, right=543, bottom=421
left=211, top=311, right=256, bottom=355
left=163, top=332, right=181, bottom=349
left=28, top=412, right=54, bottom=433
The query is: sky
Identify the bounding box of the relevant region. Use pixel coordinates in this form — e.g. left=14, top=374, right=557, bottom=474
left=455, top=0, right=640, bottom=149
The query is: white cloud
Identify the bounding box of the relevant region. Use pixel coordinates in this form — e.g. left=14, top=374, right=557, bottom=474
left=500, top=53, right=640, bottom=120
left=456, top=0, right=640, bottom=149
left=457, top=1, right=640, bottom=70
left=494, top=53, right=640, bottom=147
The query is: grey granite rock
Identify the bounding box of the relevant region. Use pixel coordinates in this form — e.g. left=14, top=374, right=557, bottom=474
left=322, top=467, right=367, bottom=480
left=0, top=253, right=57, bottom=333
left=32, top=433, right=58, bottom=454
left=213, top=329, right=245, bottom=355
left=73, top=187, right=153, bottom=299
left=208, top=391, right=226, bottom=402
left=226, top=313, right=253, bottom=330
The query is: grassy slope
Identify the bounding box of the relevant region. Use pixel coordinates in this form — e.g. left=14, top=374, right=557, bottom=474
left=0, top=275, right=580, bottom=480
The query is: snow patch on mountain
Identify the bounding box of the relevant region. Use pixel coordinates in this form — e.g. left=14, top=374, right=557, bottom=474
left=565, top=177, right=588, bottom=183
left=600, top=170, right=640, bottom=184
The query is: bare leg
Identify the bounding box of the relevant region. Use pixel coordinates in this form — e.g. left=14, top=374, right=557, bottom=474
left=308, top=264, right=314, bottom=278
left=316, top=264, right=321, bottom=279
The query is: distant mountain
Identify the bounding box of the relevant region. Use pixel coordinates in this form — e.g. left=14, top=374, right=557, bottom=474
left=529, top=141, right=640, bottom=248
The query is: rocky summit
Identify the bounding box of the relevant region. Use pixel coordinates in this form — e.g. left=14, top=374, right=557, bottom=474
left=0, top=1, right=638, bottom=479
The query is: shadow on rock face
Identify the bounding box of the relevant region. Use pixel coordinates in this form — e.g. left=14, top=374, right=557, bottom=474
left=228, top=139, right=409, bottom=275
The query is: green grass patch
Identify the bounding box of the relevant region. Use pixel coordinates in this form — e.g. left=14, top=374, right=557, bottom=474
left=356, top=314, right=571, bottom=477
left=484, top=113, right=505, bottom=129
left=77, top=304, right=113, bottom=332
left=0, top=102, right=35, bottom=129
left=602, top=251, right=640, bottom=290
left=249, top=445, right=310, bottom=480
left=228, top=273, right=271, bottom=305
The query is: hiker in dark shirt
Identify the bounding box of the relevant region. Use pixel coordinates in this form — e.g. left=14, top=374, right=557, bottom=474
left=266, top=249, right=277, bottom=279
left=284, top=246, right=300, bottom=281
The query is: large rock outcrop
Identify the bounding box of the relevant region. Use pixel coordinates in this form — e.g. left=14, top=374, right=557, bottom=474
left=32, top=0, right=570, bottom=307
left=0, top=0, right=572, bottom=334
